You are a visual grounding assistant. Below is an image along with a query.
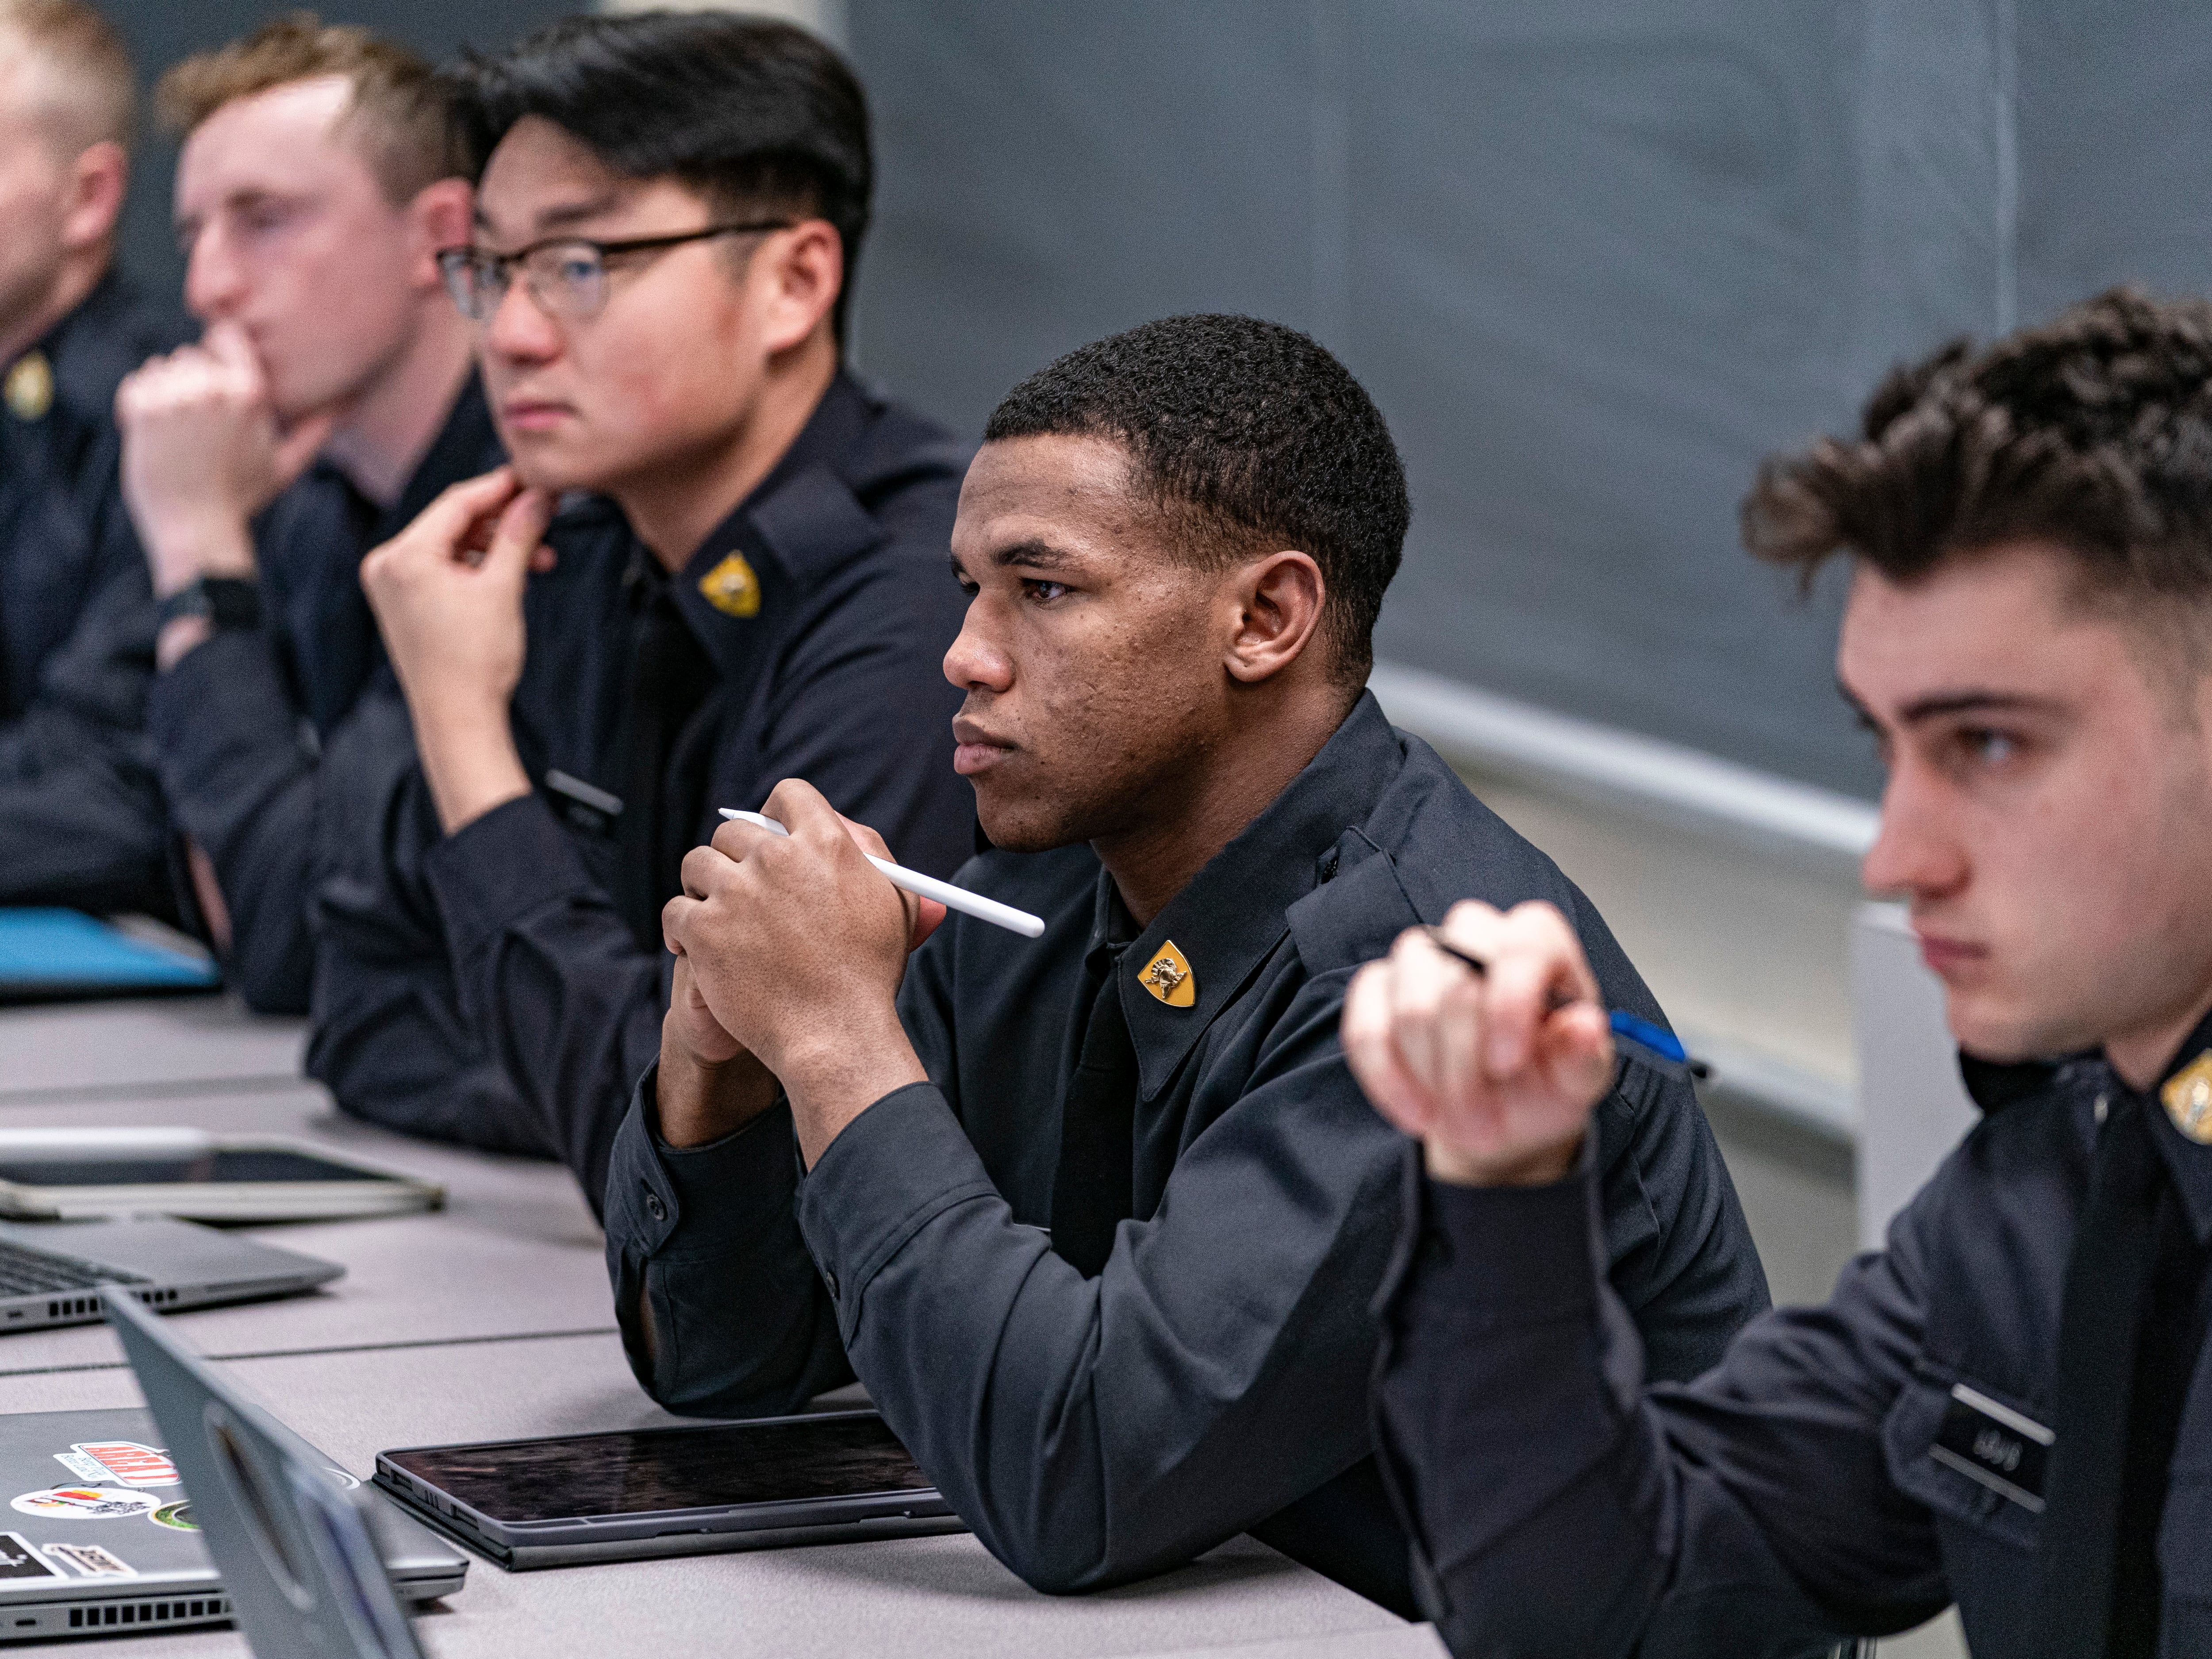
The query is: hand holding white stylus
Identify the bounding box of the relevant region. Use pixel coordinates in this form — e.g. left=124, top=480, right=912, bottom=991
left=718, top=810, right=1046, bottom=938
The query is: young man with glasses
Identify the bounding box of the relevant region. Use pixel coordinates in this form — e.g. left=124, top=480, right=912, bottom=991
left=339, top=12, right=972, bottom=1191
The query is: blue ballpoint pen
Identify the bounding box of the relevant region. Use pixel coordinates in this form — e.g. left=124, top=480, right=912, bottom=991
left=1421, top=926, right=1709, bottom=1082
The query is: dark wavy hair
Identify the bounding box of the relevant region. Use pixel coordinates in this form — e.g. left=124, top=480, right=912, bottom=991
left=442, top=11, right=870, bottom=342
left=1743, top=288, right=2212, bottom=638
left=985, top=315, right=1410, bottom=686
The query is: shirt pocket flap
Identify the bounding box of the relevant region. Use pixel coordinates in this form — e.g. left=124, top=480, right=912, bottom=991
left=1883, top=1370, right=2044, bottom=1556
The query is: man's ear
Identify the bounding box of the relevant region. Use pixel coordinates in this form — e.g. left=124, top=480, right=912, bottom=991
left=58, top=141, right=127, bottom=252
left=407, top=179, right=475, bottom=289
left=753, top=219, right=844, bottom=358
left=1225, top=550, right=1327, bottom=685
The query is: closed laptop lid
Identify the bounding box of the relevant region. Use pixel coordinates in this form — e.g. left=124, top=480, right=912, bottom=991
left=0, top=1408, right=460, bottom=1602
left=0, top=1218, right=343, bottom=1295
left=0, top=1410, right=210, bottom=1597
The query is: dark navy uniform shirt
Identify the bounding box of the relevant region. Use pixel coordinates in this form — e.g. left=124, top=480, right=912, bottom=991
left=0, top=273, right=187, bottom=914
left=1373, top=1026, right=2212, bottom=1657
left=146, top=374, right=503, bottom=1012
left=602, top=693, right=1769, bottom=1614
left=308, top=372, right=974, bottom=1179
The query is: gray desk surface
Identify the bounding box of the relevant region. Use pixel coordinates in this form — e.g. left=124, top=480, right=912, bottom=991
left=0, top=1336, right=1412, bottom=1659
left=0, top=1006, right=1422, bottom=1656
left=0, top=997, right=304, bottom=1103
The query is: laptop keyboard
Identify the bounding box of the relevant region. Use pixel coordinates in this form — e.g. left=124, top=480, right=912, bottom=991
left=0, top=1241, right=147, bottom=1297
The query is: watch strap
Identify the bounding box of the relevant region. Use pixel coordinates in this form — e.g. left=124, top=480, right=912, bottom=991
left=157, top=576, right=261, bottom=632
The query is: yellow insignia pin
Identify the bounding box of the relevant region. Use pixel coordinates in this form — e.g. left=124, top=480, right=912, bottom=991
left=2161, top=1052, right=2212, bottom=1145
left=4, top=351, right=53, bottom=422
left=697, top=552, right=761, bottom=618
left=1138, top=941, right=1196, bottom=1008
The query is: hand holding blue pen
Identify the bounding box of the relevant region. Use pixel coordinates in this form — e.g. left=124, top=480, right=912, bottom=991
left=1343, top=899, right=1695, bottom=1190
left=1421, top=927, right=1709, bottom=1082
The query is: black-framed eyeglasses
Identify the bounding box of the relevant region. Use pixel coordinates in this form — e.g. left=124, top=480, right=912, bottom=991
left=436, top=221, right=795, bottom=322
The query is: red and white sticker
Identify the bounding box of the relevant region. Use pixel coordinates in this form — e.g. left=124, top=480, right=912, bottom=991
left=10, top=1489, right=157, bottom=1521
left=42, top=1542, right=134, bottom=1578
left=68, top=1443, right=178, bottom=1489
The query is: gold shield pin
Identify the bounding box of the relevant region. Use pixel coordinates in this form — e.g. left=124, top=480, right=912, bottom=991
left=2162, top=1052, right=2212, bottom=1145
left=1138, top=941, right=1196, bottom=1008
left=4, top=351, right=52, bottom=422
left=698, top=552, right=761, bottom=618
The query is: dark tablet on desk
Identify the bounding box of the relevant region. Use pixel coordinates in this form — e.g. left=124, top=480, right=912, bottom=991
left=373, top=1409, right=963, bottom=1569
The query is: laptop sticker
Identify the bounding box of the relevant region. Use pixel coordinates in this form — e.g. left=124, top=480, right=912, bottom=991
left=148, top=1502, right=196, bottom=1531
left=41, top=1542, right=133, bottom=1578
left=69, top=1442, right=179, bottom=1488
left=0, top=1533, right=58, bottom=1580
left=50, top=1452, right=105, bottom=1482
left=324, top=1467, right=361, bottom=1490
left=11, top=1488, right=157, bottom=1520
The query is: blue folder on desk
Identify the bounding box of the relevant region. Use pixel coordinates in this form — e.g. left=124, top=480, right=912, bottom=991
left=0, top=909, right=220, bottom=1003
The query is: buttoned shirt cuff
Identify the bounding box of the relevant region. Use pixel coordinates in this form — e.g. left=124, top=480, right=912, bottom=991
left=604, top=1061, right=805, bottom=1261
left=422, top=791, right=598, bottom=968
left=1383, top=1133, right=1606, bottom=1330
left=793, top=1081, right=999, bottom=1339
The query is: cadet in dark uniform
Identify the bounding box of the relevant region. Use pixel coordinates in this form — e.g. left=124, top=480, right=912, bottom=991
left=117, top=19, right=489, bottom=1014
left=349, top=15, right=972, bottom=1182
left=0, top=0, right=185, bottom=916
left=614, top=316, right=1769, bottom=1614
left=1349, top=288, right=2212, bottom=1659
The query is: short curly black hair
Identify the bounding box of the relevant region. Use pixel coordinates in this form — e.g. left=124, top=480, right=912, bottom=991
left=442, top=12, right=869, bottom=342
left=984, top=315, right=1410, bottom=685
left=1743, top=287, right=2212, bottom=629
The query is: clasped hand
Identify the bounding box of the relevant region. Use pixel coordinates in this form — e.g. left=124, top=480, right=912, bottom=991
left=1341, top=899, right=1615, bottom=1187
left=658, top=780, right=943, bottom=1165
left=115, top=321, right=337, bottom=595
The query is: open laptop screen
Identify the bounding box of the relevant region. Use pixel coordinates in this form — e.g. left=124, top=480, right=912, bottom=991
left=381, top=1414, right=932, bottom=1523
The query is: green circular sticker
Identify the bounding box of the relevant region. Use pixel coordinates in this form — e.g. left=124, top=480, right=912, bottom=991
left=149, top=1502, right=196, bottom=1532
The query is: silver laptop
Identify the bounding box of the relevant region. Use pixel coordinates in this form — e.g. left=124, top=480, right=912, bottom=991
left=104, top=1291, right=463, bottom=1653
left=0, top=1398, right=464, bottom=1643
left=0, top=1217, right=341, bottom=1333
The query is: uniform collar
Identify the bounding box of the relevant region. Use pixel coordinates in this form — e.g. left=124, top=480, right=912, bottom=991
left=1104, top=691, right=1406, bottom=1099
left=19, top=270, right=139, bottom=429
left=664, top=371, right=889, bottom=680
left=379, top=372, right=499, bottom=537
left=1962, top=1010, right=2212, bottom=1244
left=2139, top=1009, right=2212, bottom=1243
left=298, top=370, right=502, bottom=535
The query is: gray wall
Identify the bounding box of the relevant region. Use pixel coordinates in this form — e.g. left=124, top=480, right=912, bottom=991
left=846, top=1, right=2212, bottom=799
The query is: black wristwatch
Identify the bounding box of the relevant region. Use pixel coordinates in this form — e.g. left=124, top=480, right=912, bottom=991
left=156, top=576, right=261, bottom=632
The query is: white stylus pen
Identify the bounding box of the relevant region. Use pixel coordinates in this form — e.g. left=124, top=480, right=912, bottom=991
left=718, top=809, right=1047, bottom=938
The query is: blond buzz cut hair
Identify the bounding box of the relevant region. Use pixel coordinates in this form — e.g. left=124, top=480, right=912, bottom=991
left=0, top=0, right=137, bottom=154
left=154, top=11, right=461, bottom=206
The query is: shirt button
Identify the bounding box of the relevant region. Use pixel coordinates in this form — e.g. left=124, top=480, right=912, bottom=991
left=643, top=1189, right=668, bottom=1223
left=823, top=1270, right=841, bottom=1301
